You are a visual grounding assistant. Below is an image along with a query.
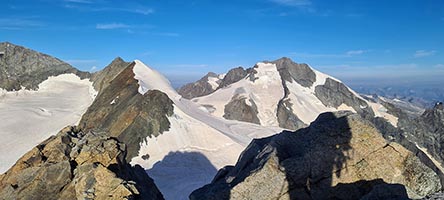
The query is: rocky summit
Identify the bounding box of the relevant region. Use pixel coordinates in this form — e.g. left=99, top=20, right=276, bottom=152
left=79, top=61, right=174, bottom=162
left=0, top=42, right=89, bottom=91
left=1, top=42, right=443, bottom=200
left=186, top=57, right=382, bottom=131
left=190, top=111, right=442, bottom=200
left=0, top=126, right=164, bottom=200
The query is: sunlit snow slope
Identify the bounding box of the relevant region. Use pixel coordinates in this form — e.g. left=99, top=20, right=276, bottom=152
left=130, top=60, right=282, bottom=200
left=0, top=74, right=96, bottom=173
left=193, top=60, right=398, bottom=128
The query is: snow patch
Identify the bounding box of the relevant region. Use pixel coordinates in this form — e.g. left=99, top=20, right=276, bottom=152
left=0, top=73, right=96, bottom=173
left=286, top=80, right=356, bottom=124
left=129, top=60, right=283, bottom=200
left=368, top=101, right=398, bottom=127
left=110, top=96, right=119, bottom=105
left=415, top=143, right=444, bottom=174
left=193, top=62, right=284, bottom=127
left=207, top=76, right=220, bottom=90
left=132, top=101, right=281, bottom=199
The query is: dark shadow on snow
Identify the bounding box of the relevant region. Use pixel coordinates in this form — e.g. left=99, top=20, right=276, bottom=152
left=146, top=151, right=218, bottom=200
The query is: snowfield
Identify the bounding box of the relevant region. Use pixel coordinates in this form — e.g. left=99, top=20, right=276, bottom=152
left=193, top=62, right=360, bottom=126
left=194, top=62, right=285, bottom=127
left=129, top=60, right=402, bottom=199
left=131, top=61, right=282, bottom=200
left=0, top=74, right=96, bottom=173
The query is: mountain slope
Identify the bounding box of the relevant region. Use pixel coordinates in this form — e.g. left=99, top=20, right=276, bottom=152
left=90, top=57, right=130, bottom=94
left=0, top=43, right=97, bottom=173
left=190, top=57, right=392, bottom=130
left=399, top=102, right=444, bottom=167
left=0, top=42, right=89, bottom=91
left=78, top=60, right=282, bottom=200
left=177, top=72, right=225, bottom=99
left=190, top=111, right=441, bottom=199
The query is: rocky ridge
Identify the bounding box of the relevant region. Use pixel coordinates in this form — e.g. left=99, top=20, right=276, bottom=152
left=0, top=126, right=164, bottom=200
left=178, top=72, right=224, bottom=99
left=91, top=57, right=131, bottom=94
left=79, top=62, right=174, bottom=162
left=399, top=102, right=444, bottom=166
left=0, top=42, right=89, bottom=91
left=188, top=57, right=381, bottom=131
left=190, top=111, right=442, bottom=200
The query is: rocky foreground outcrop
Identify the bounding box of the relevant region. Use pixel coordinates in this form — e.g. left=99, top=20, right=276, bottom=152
left=190, top=111, right=442, bottom=200
left=0, top=126, right=164, bottom=200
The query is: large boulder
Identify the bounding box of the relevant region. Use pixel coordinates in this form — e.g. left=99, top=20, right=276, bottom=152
left=190, top=112, right=441, bottom=200
left=0, top=126, right=164, bottom=200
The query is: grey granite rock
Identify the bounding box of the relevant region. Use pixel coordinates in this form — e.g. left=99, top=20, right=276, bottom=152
left=223, top=94, right=260, bottom=124
left=0, top=126, right=164, bottom=200
left=190, top=112, right=441, bottom=200
left=315, top=78, right=375, bottom=119
left=79, top=62, right=174, bottom=162
left=91, top=57, right=130, bottom=94
left=0, top=42, right=90, bottom=91
left=178, top=72, right=221, bottom=99
left=272, top=57, right=316, bottom=88
left=217, top=67, right=249, bottom=89
left=398, top=102, right=444, bottom=166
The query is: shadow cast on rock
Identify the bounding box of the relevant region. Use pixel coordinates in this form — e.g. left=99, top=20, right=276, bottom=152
left=190, top=112, right=413, bottom=200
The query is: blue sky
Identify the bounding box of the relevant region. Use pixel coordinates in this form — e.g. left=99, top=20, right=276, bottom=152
left=1, top=0, right=443, bottom=87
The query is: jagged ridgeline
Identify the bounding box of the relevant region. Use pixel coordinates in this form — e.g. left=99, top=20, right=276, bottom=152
left=0, top=42, right=90, bottom=91
left=190, top=112, right=442, bottom=200
left=1, top=42, right=444, bottom=200
left=0, top=126, right=164, bottom=200
left=80, top=62, right=174, bottom=162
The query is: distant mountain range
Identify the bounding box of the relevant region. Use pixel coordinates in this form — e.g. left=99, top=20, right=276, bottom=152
left=0, top=42, right=443, bottom=200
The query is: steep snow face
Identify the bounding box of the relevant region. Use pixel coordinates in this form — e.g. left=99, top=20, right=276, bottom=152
left=133, top=60, right=180, bottom=99
left=129, top=60, right=282, bottom=200
left=194, top=62, right=285, bottom=127
left=285, top=69, right=356, bottom=124
left=207, top=74, right=225, bottom=90
left=131, top=105, right=245, bottom=200
left=193, top=62, right=360, bottom=127
left=0, top=74, right=96, bottom=173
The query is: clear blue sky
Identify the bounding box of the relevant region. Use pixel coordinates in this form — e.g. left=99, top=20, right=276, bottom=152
left=1, top=0, right=443, bottom=87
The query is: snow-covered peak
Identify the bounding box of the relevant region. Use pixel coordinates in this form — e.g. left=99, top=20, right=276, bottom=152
left=133, top=60, right=180, bottom=99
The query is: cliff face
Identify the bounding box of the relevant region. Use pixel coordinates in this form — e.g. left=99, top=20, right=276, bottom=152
left=91, top=57, right=130, bottom=94
left=0, top=42, right=89, bottom=91
left=399, top=102, right=444, bottom=166
left=191, top=112, right=441, bottom=200
left=0, top=126, right=164, bottom=200
left=79, top=62, right=174, bottom=162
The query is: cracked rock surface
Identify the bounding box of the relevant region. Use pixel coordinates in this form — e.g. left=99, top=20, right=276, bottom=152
left=0, top=126, right=164, bottom=200
left=190, top=111, right=441, bottom=200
